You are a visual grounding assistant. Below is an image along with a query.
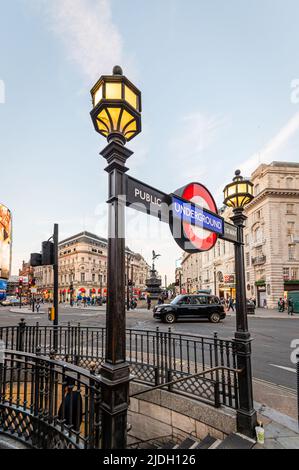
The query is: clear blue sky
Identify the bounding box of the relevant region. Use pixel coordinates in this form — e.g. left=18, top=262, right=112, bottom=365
left=1, top=0, right=299, bottom=281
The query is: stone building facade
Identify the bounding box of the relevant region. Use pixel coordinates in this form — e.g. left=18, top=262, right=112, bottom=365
left=33, top=231, right=150, bottom=300
left=180, top=162, right=299, bottom=308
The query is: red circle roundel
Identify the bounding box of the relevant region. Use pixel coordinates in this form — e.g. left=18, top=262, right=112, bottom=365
left=171, top=182, right=218, bottom=253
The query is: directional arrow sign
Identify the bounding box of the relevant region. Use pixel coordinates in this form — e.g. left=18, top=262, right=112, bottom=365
left=220, top=221, right=238, bottom=243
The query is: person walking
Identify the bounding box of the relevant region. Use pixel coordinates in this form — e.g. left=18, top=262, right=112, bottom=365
left=227, top=296, right=234, bottom=312
left=147, top=295, right=152, bottom=311
left=36, top=301, right=41, bottom=313
left=278, top=297, right=285, bottom=312
left=288, top=298, right=294, bottom=316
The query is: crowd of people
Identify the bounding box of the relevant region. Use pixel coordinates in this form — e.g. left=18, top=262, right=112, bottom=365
left=278, top=297, right=294, bottom=315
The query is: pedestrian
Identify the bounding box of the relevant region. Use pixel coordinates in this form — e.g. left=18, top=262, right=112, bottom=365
left=227, top=296, right=234, bottom=312
left=147, top=295, right=151, bottom=311
left=58, top=376, right=83, bottom=432
left=263, top=298, right=267, bottom=309
left=278, top=297, right=285, bottom=312
left=288, top=298, right=294, bottom=316
left=36, top=301, right=40, bottom=313
left=157, top=296, right=163, bottom=305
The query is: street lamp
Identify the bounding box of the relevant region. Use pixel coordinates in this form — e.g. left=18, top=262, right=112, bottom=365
left=223, top=169, right=257, bottom=437
left=90, top=66, right=142, bottom=449
left=90, top=65, right=141, bottom=145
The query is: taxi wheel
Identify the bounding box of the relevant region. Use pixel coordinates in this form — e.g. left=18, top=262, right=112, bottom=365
left=164, top=312, right=176, bottom=324
left=209, top=312, right=221, bottom=323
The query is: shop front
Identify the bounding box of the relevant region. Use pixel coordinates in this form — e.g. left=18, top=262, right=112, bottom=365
left=219, top=274, right=236, bottom=300
left=255, top=281, right=266, bottom=307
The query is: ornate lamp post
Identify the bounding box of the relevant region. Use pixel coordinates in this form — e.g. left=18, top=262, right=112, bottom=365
left=90, top=66, right=142, bottom=449
left=223, top=169, right=257, bottom=437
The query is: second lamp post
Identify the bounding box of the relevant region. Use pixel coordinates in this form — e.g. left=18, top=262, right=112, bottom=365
left=223, top=170, right=257, bottom=437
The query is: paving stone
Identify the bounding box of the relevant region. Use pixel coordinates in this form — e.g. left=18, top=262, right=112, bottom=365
left=264, top=422, right=299, bottom=439
left=276, top=437, right=299, bottom=449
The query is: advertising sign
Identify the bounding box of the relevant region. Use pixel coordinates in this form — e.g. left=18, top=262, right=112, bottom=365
left=0, top=279, right=7, bottom=301
left=224, top=274, right=235, bottom=284
left=0, top=204, right=12, bottom=280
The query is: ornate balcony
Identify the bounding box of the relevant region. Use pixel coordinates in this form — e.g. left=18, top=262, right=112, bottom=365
left=251, top=255, right=266, bottom=266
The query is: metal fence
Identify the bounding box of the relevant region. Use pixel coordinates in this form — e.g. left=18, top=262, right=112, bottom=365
left=0, top=320, right=239, bottom=410
left=0, top=349, right=101, bottom=449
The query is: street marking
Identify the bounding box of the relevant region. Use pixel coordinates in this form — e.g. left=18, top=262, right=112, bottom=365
left=269, top=364, right=296, bottom=373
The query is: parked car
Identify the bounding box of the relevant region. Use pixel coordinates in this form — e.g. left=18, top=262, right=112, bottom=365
left=1, top=297, right=21, bottom=307
left=153, top=294, right=226, bottom=324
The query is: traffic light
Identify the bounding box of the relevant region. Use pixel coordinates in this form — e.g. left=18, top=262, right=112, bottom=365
left=30, top=241, right=54, bottom=267
left=29, top=278, right=36, bottom=287
left=42, top=241, right=54, bottom=266
left=30, top=253, right=42, bottom=267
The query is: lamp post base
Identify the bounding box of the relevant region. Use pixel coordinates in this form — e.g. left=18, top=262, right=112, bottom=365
left=100, top=362, right=130, bottom=449
left=234, top=332, right=257, bottom=438
left=236, top=409, right=258, bottom=439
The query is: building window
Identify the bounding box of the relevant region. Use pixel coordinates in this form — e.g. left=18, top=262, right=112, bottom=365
left=92, top=274, right=95, bottom=282
left=287, top=204, right=295, bottom=214
left=255, top=184, right=260, bottom=196
left=287, top=222, right=295, bottom=235
left=246, top=252, right=250, bottom=266
left=81, top=258, right=84, bottom=263
left=291, top=268, right=298, bottom=280
left=286, top=177, right=293, bottom=189
left=288, top=245, right=296, bottom=261
left=81, top=273, right=85, bottom=282
left=283, top=267, right=290, bottom=280
left=247, top=272, right=250, bottom=282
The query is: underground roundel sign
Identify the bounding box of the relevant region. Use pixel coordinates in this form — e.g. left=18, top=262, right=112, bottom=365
left=170, top=182, right=221, bottom=253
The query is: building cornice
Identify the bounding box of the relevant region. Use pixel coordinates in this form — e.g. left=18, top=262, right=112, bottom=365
left=246, top=188, right=299, bottom=209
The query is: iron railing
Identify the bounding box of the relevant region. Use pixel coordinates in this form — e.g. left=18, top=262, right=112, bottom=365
left=0, top=349, right=102, bottom=449
left=0, top=320, right=239, bottom=410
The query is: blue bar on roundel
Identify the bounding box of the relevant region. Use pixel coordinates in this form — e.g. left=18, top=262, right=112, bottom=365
left=172, top=196, right=223, bottom=235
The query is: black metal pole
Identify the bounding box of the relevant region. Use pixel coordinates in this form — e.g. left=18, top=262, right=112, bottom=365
left=70, top=281, right=74, bottom=307
left=100, top=139, right=132, bottom=449
left=179, top=272, right=182, bottom=295
left=53, top=223, right=59, bottom=351
left=126, top=255, right=130, bottom=311
left=214, top=268, right=217, bottom=296
left=231, top=208, right=257, bottom=438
